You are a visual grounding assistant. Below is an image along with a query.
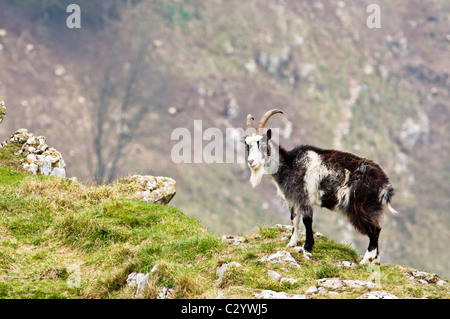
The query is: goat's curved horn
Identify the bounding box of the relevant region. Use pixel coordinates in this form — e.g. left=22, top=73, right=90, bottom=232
left=246, top=114, right=254, bottom=135
left=256, top=109, right=283, bottom=135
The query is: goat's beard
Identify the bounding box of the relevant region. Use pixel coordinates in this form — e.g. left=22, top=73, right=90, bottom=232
left=250, top=166, right=264, bottom=187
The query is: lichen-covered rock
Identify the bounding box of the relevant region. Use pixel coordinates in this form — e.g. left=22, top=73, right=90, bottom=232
left=125, top=175, right=176, bottom=204
left=1, top=128, right=66, bottom=178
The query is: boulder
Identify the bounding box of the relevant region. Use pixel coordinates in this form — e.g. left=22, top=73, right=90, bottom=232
left=125, top=175, right=176, bottom=204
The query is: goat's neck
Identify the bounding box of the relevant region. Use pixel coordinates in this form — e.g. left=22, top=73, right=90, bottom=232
left=266, top=144, right=291, bottom=183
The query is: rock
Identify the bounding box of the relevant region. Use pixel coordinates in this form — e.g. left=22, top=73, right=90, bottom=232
left=305, top=286, right=318, bottom=295
left=125, top=175, right=176, bottom=204
left=408, top=270, right=439, bottom=284
left=259, top=250, right=301, bottom=268
left=317, top=287, right=328, bottom=294
left=357, top=291, right=398, bottom=299
left=1, top=129, right=66, bottom=178
left=126, top=272, right=150, bottom=298
left=216, top=262, right=242, bottom=284
left=292, top=246, right=312, bottom=260
left=280, top=277, right=298, bottom=285
left=317, top=279, right=376, bottom=290
left=222, top=235, right=245, bottom=246
left=254, top=290, right=306, bottom=299
left=317, top=278, right=345, bottom=290
left=267, top=270, right=282, bottom=282
left=216, top=292, right=226, bottom=299
left=338, top=261, right=356, bottom=268
left=156, top=286, right=175, bottom=299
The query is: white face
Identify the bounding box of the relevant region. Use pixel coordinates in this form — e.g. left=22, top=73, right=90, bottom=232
left=244, top=133, right=276, bottom=187
left=245, top=134, right=265, bottom=170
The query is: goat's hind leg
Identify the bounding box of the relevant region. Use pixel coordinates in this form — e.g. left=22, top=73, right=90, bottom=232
left=287, top=206, right=300, bottom=247
left=302, top=205, right=315, bottom=251
left=360, top=224, right=381, bottom=265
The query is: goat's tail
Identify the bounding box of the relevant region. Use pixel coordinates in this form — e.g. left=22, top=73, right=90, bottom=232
left=380, top=184, right=399, bottom=215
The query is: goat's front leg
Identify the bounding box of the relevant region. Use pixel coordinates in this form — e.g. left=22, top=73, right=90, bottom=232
left=287, top=206, right=301, bottom=247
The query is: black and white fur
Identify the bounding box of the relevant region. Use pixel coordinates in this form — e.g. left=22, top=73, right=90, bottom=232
left=244, top=123, right=398, bottom=265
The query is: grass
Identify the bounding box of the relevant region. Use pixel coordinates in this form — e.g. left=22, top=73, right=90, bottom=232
left=0, top=144, right=448, bottom=299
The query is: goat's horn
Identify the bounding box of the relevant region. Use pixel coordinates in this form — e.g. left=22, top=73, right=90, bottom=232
left=246, top=114, right=254, bottom=135
left=256, top=109, right=283, bottom=135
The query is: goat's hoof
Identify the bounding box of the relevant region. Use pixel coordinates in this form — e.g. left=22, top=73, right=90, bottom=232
left=286, top=241, right=296, bottom=248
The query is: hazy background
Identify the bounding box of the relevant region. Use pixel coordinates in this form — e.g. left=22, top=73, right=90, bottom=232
left=0, top=0, right=448, bottom=276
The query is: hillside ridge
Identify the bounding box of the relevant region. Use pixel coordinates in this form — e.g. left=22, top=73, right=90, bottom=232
left=0, top=144, right=448, bottom=299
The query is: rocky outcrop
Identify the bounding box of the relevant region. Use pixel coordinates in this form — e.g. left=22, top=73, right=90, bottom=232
left=1, top=128, right=66, bottom=178
left=124, top=175, right=176, bottom=204
left=0, top=102, right=66, bottom=178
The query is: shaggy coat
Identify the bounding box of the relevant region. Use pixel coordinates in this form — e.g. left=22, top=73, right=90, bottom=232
left=246, top=131, right=396, bottom=264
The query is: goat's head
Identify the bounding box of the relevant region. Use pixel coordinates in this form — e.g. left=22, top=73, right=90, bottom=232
left=242, top=109, right=283, bottom=187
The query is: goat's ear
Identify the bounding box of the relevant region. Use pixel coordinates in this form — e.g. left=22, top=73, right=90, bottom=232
left=266, top=129, right=272, bottom=141
left=240, top=136, right=247, bottom=144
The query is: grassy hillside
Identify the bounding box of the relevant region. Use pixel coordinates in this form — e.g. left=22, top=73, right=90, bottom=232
left=0, top=146, right=448, bottom=299
left=0, top=0, right=449, bottom=282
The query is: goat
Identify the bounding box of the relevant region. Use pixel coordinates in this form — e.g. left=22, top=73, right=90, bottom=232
left=243, top=109, right=398, bottom=264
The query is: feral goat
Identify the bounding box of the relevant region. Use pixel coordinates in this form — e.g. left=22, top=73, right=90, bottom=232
left=243, top=109, right=398, bottom=264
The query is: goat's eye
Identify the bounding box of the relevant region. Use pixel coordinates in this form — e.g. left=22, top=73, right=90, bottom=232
left=257, top=141, right=260, bottom=148
left=246, top=144, right=249, bottom=153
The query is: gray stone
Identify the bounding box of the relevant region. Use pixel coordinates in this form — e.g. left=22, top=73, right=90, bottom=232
left=222, top=235, right=245, bottom=246
left=305, top=286, right=318, bottom=295
left=126, top=272, right=150, bottom=298
left=267, top=270, right=282, bottom=281
left=280, top=277, right=298, bottom=285
left=254, top=290, right=306, bottom=299
left=259, top=250, right=301, bottom=268
left=156, top=286, right=174, bottom=299
left=357, top=291, right=398, bottom=299
left=317, top=278, right=376, bottom=290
